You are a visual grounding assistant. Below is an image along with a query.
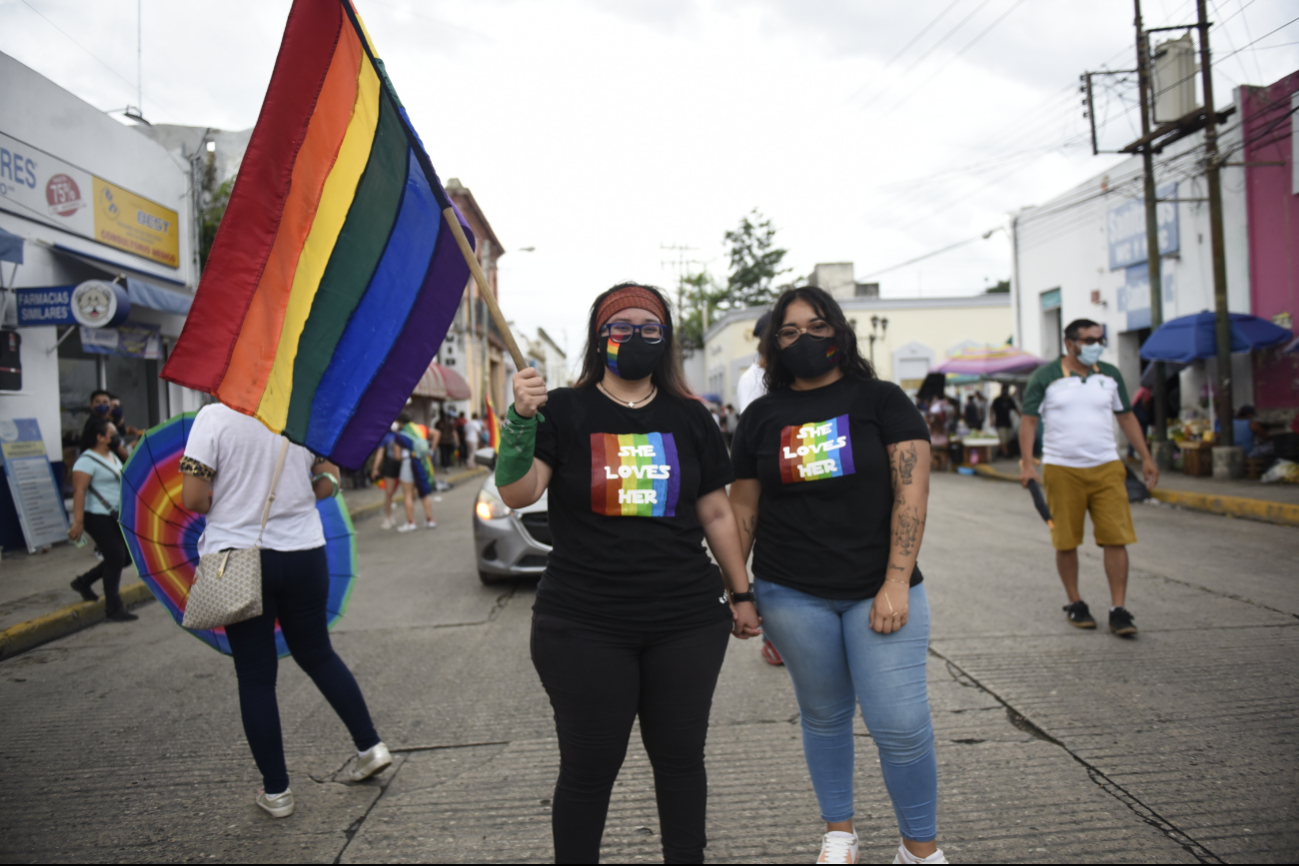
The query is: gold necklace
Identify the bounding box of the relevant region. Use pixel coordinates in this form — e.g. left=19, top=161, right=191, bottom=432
left=599, top=381, right=656, bottom=408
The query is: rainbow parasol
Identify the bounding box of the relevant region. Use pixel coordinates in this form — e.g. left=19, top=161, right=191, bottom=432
left=118, top=412, right=357, bottom=657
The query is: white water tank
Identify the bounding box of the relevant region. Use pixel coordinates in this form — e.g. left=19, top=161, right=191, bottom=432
left=1152, top=34, right=1199, bottom=124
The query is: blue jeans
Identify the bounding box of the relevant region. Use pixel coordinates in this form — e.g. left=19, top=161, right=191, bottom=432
left=754, top=578, right=937, bottom=842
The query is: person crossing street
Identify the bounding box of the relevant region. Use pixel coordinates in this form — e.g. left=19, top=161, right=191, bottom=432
left=1018, top=319, right=1159, bottom=636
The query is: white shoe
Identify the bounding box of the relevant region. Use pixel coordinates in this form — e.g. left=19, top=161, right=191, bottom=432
left=349, top=742, right=393, bottom=782
left=380, top=518, right=394, bottom=530
left=397, top=522, right=416, bottom=533
left=893, top=842, right=948, bottom=864
left=256, top=787, right=294, bottom=818
left=817, top=831, right=858, bottom=864
left=424, top=520, right=438, bottom=529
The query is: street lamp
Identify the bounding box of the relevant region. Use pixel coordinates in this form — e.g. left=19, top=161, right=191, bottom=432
left=868, top=315, right=889, bottom=367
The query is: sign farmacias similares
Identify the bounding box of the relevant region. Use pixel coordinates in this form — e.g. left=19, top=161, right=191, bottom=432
left=0, top=130, right=180, bottom=268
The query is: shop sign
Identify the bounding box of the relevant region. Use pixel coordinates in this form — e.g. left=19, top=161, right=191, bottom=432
left=1117, top=258, right=1176, bottom=331
left=0, top=418, right=69, bottom=553
left=1107, top=182, right=1179, bottom=270
left=79, top=321, right=162, bottom=360
left=0, top=130, right=180, bottom=268
left=14, top=281, right=130, bottom=328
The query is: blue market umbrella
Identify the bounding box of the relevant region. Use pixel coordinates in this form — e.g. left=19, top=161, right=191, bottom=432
left=1140, top=311, right=1293, bottom=364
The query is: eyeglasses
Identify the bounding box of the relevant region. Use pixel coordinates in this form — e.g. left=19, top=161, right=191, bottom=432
left=776, top=321, right=835, bottom=347
left=602, top=323, right=665, bottom=344
left=1071, top=335, right=1108, bottom=346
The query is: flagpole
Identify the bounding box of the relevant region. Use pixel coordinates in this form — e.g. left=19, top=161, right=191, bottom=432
left=441, top=207, right=528, bottom=373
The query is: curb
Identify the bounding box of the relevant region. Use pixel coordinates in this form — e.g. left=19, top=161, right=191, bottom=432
left=969, top=463, right=1299, bottom=528
left=0, top=581, right=155, bottom=662
left=346, top=466, right=488, bottom=522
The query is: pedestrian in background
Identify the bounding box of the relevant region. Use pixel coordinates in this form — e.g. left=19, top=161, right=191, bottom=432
left=735, top=310, right=773, bottom=414
left=435, top=412, right=457, bottom=470
left=729, top=286, right=945, bottom=865
left=992, top=384, right=1017, bottom=458
left=1019, top=319, right=1159, bottom=637
left=464, top=413, right=484, bottom=468
left=180, top=403, right=391, bottom=819
left=497, top=282, right=760, bottom=864
left=454, top=411, right=469, bottom=466
left=89, top=390, right=131, bottom=462
left=370, top=422, right=404, bottom=530
left=67, top=415, right=137, bottom=621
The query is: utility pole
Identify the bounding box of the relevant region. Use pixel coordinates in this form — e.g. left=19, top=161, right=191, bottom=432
left=1197, top=0, right=1235, bottom=460
left=1133, top=0, right=1170, bottom=463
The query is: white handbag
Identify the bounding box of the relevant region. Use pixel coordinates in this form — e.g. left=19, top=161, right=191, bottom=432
left=182, top=439, right=291, bottom=631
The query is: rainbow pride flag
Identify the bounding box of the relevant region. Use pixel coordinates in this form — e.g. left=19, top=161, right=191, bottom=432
left=485, top=395, right=500, bottom=451
left=590, top=432, right=681, bottom=518
left=161, top=0, right=474, bottom=469
left=778, top=415, right=855, bottom=484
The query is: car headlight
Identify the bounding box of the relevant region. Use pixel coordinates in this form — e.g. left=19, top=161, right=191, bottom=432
left=475, top=487, right=510, bottom=521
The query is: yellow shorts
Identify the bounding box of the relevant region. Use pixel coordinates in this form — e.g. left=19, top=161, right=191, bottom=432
left=1043, top=461, right=1137, bottom=551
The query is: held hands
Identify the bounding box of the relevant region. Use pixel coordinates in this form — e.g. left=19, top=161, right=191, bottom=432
left=870, top=579, right=910, bottom=634
left=732, top=601, right=762, bottom=639
left=512, top=368, right=548, bottom=419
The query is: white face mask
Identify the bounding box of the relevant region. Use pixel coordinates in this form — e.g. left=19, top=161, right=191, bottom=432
left=391, top=422, right=400, bottom=432
left=1077, top=343, right=1104, bottom=366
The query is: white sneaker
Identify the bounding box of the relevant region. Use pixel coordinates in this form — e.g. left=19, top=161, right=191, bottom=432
left=817, top=831, right=859, bottom=864
left=380, top=518, right=394, bottom=530
left=256, top=787, right=294, bottom=818
left=349, top=742, right=393, bottom=782
left=397, top=523, right=416, bottom=533
left=424, top=520, right=437, bottom=529
left=892, top=842, right=948, bottom=864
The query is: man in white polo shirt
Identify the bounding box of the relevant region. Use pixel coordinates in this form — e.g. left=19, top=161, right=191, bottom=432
left=1019, top=319, right=1159, bottom=636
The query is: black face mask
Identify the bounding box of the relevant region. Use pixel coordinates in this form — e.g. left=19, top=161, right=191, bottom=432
left=110, top=406, right=124, bottom=423
left=780, top=335, right=840, bottom=380
left=108, top=435, right=123, bottom=452
left=603, top=333, right=666, bottom=382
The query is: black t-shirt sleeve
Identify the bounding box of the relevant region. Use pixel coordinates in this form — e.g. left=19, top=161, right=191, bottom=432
left=532, top=391, right=567, bottom=467
left=730, top=409, right=759, bottom=479
left=876, top=382, right=932, bottom=445
left=692, top=400, right=735, bottom=496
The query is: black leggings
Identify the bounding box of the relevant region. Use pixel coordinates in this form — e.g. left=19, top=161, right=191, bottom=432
left=225, top=547, right=380, bottom=794
left=77, top=512, right=132, bottom=613
left=531, top=612, right=732, bottom=864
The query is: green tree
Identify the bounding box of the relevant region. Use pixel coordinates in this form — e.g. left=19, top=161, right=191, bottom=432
left=676, top=271, right=725, bottom=352
left=722, top=208, right=790, bottom=310
left=985, top=279, right=1011, bottom=294
left=199, top=176, right=235, bottom=271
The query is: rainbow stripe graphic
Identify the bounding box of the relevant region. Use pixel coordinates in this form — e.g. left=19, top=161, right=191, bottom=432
left=778, top=414, right=855, bottom=484
left=590, top=432, right=680, bottom=517
left=160, top=0, right=473, bottom=470
left=604, top=337, right=621, bottom=377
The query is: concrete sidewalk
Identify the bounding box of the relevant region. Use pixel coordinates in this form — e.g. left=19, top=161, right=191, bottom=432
left=0, top=466, right=486, bottom=660
left=973, top=458, right=1299, bottom=527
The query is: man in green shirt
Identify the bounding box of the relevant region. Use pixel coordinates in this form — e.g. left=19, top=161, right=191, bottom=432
left=1018, top=319, right=1159, bottom=636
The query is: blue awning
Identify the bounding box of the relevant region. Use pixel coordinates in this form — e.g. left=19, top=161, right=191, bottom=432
left=126, top=278, right=191, bottom=315
left=0, top=227, right=23, bottom=265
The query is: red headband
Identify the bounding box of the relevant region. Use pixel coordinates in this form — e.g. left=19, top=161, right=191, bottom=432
left=596, top=286, right=668, bottom=329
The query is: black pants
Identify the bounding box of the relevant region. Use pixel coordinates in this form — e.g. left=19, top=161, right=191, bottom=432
left=531, top=612, right=732, bottom=864
left=76, top=512, right=132, bottom=613
left=225, top=547, right=380, bottom=794
left=438, top=443, right=456, bottom=469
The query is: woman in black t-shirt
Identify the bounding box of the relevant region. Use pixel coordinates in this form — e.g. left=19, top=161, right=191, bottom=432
left=497, top=282, right=760, bottom=864
left=730, top=287, right=946, bottom=865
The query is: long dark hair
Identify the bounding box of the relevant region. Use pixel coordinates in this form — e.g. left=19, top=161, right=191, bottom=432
left=574, top=282, right=694, bottom=401
left=761, top=286, right=876, bottom=391
left=80, top=415, right=113, bottom=452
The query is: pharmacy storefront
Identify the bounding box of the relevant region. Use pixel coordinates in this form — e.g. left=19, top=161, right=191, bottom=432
left=0, top=52, right=204, bottom=552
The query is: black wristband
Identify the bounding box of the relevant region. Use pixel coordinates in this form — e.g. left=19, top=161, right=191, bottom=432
left=731, top=591, right=755, bottom=604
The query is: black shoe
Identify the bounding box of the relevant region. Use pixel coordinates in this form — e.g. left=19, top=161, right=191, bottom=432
left=105, top=608, right=139, bottom=622
left=1063, top=600, right=1097, bottom=629
left=1109, top=606, right=1138, bottom=636
left=70, top=578, right=99, bottom=603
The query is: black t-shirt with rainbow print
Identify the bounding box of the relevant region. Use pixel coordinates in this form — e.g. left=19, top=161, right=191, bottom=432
left=732, top=375, right=931, bottom=601
left=532, top=386, right=735, bottom=629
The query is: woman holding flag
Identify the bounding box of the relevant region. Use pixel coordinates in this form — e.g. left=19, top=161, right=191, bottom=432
left=497, top=282, right=760, bottom=864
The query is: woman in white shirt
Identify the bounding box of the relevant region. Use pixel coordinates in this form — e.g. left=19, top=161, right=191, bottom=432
left=68, top=415, right=136, bottom=621
left=179, top=403, right=391, bottom=819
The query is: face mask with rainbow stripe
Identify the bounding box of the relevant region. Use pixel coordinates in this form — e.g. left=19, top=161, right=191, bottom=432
left=778, top=415, right=856, bottom=483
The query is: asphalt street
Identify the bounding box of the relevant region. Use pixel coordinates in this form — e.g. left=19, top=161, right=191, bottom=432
left=0, top=472, right=1294, bottom=864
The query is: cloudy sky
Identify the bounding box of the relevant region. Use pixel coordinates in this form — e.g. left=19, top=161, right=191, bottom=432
left=4, top=0, right=1295, bottom=361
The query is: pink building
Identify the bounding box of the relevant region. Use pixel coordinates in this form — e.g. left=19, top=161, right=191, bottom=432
left=1241, top=71, right=1299, bottom=413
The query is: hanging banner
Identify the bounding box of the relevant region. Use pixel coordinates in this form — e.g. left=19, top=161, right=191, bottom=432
left=79, top=322, right=162, bottom=359
left=0, top=130, right=179, bottom=268
left=0, top=418, right=69, bottom=553
left=1107, top=182, right=1179, bottom=270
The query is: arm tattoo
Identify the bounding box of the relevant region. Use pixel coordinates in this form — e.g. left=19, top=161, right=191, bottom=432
left=898, top=443, right=918, bottom=486
left=893, top=504, right=925, bottom=558
left=741, top=514, right=757, bottom=542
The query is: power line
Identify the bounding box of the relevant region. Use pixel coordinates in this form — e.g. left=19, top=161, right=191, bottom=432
left=859, top=232, right=999, bottom=280
left=883, top=0, right=967, bottom=69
